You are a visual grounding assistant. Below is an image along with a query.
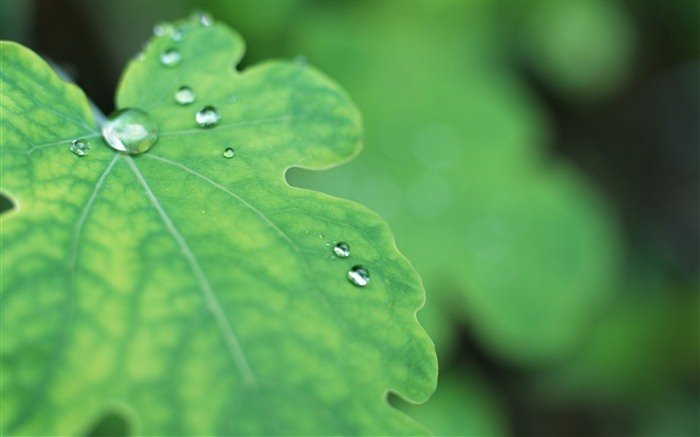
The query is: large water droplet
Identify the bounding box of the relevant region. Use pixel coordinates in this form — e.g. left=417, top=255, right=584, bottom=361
left=348, top=265, right=369, bottom=287
left=70, top=138, right=90, bottom=156
left=196, top=106, right=221, bottom=128
left=223, top=148, right=235, bottom=159
left=174, top=86, right=196, bottom=105
left=160, top=48, right=182, bottom=67
left=333, top=242, right=350, bottom=258
left=102, top=109, right=159, bottom=154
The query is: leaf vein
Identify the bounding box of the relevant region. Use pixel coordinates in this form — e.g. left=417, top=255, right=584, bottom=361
left=126, top=155, right=257, bottom=387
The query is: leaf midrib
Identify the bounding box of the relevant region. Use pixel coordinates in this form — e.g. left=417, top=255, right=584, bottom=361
left=125, top=155, right=258, bottom=387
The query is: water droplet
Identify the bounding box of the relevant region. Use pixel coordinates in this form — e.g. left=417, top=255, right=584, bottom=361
left=174, top=86, right=196, bottom=105
left=318, top=234, right=325, bottom=239
left=70, top=138, right=90, bottom=156
left=153, top=22, right=173, bottom=37
left=102, top=108, right=159, bottom=154
left=193, top=11, right=213, bottom=26
left=160, top=48, right=182, bottom=67
left=333, top=242, right=350, bottom=258
left=348, top=265, right=369, bottom=287
left=195, top=106, right=221, bottom=128
left=223, top=148, right=235, bottom=158
left=226, top=95, right=237, bottom=104
left=171, top=29, right=186, bottom=42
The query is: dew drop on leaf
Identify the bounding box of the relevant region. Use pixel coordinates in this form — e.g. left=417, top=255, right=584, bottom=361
left=193, top=11, right=213, bottom=26
left=160, top=48, right=182, bottom=67
left=196, top=106, right=221, bottom=128
left=153, top=22, right=173, bottom=37
left=348, top=265, right=369, bottom=287
left=171, top=29, right=186, bottom=42
left=333, top=242, right=350, bottom=258
left=174, top=86, right=196, bottom=105
left=223, top=147, right=235, bottom=159
left=69, top=138, right=90, bottom=156
left=102, top=108, right=158, bottom=154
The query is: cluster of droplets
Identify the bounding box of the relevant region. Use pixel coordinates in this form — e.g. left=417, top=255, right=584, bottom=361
left=153, top=11, right=212, bottom=43
left=72, top=13, right=241, bottom=159
left=153, top=13, right=227, bottom=130
left=322, top=239, right=369, bottom=287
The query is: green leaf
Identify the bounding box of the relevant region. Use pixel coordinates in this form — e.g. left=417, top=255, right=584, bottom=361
left=285, top=3, right=622, bottom=365
left=513, top=1, right=636, bottom=102
left=0, top=17, right=436, bottom=436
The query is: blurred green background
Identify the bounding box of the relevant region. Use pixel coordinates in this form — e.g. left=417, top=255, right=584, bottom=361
left=2, top=1, right=698, bottom=436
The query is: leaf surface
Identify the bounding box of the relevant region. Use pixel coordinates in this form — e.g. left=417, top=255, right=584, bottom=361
left=286, top=3, right=622, bottom=365
left=0, top=17, right=436, bottom=436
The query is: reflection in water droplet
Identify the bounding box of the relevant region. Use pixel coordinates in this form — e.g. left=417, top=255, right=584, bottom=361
left=174, top=86, right=196, bottom=105
left=196, top=106, right=221, bottom=128
left=70, top=139, right=90, bottom=156
left=160, top=49, right=182, bottom=67
left=102, top=109, right=159, bottom=154
left=333, top=242, right=350, bottom=258
left=223, top=148, right=235, bottom=159
left=348, top=265, right=369, bottom=287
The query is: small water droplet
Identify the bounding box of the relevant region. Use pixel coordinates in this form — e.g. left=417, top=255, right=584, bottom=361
left=193, top=11, right=213, bottom=26
left=102, top=108, right=159, bottom=154
left=226, top=95, right=237, bottom=104
left=171, top=29, right=185, bottom=42
left=348, top=265, right=369, bottom=287
left=153, top=22, right=173, bottom=37
left=70, top=138, right=90, bottom=156
left=223, top=148, right=235, bottom=158
left=333, top=242, right=350, bottom=258
left=318, top=234, right=324, bottom=239
left=195, top=106, right=221, bottom=128
left=174, top=86, right=196, bottom=105
left=160, top=48, right=182, bottom=67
